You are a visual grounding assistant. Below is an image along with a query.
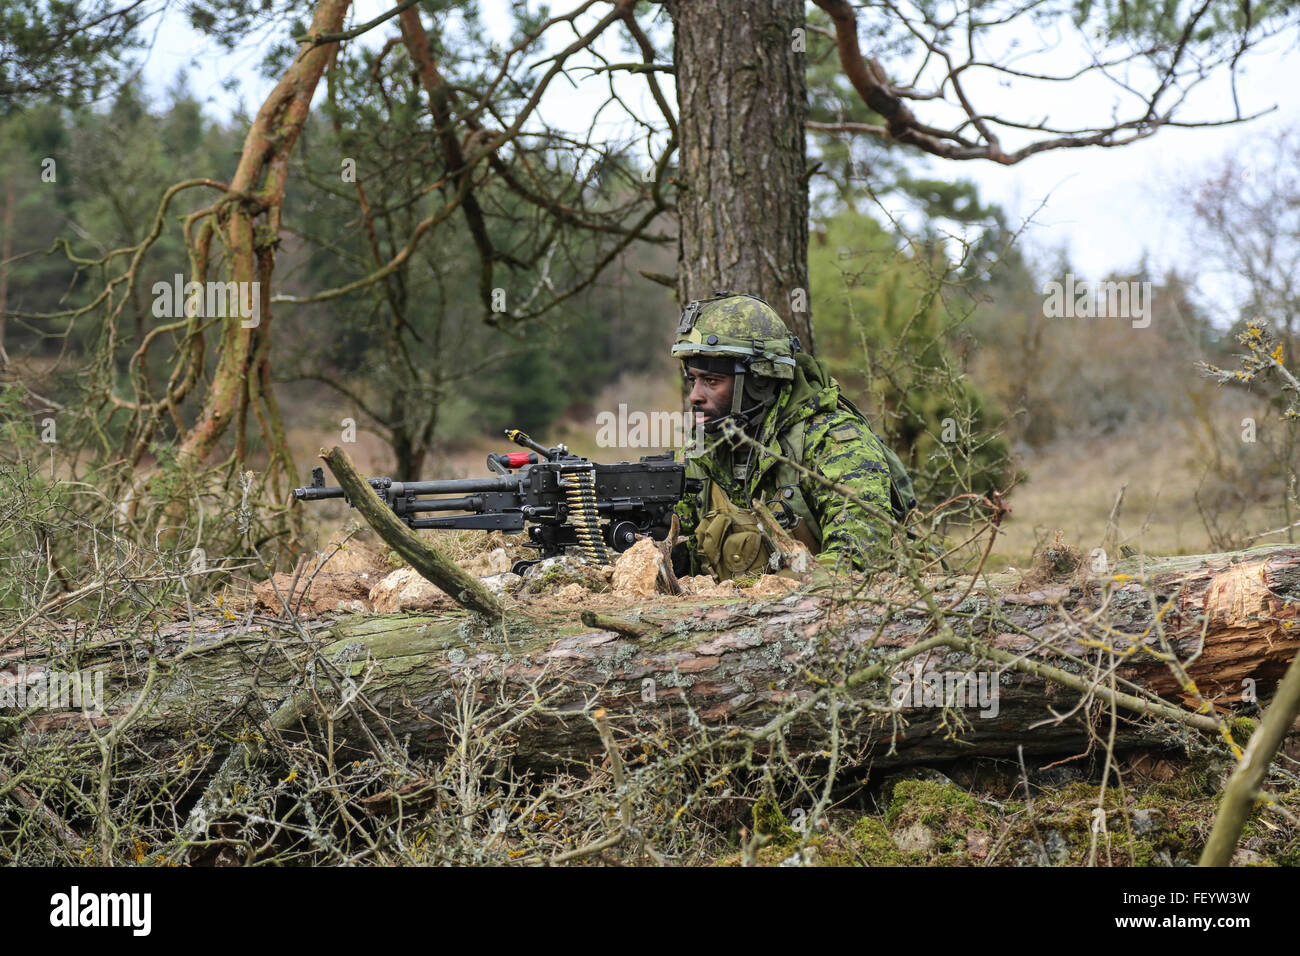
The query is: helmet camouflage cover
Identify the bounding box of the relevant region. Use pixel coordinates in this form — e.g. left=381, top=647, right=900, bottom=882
left=671, top=292, right=798, bottom=380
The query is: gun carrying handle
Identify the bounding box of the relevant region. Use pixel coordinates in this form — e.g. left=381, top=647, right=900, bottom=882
left=505, top=429, right=554, bottom=459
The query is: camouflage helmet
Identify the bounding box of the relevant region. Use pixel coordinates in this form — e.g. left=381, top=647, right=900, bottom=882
left=671, top=291, right=799, bottom=381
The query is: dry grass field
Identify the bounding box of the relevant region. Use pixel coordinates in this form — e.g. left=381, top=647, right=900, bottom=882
left=989, top=422, right=1294, bottom=569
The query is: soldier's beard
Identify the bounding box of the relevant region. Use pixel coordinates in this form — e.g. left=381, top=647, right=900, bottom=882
left=693, top=400, right=730, bottom=433
left=698, top=415, right=730, bottom=437
left=696, top=406, right=765, bottom=442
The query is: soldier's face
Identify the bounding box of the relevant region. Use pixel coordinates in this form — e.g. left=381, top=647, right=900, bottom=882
left=685, top=367, right=734, bottom=425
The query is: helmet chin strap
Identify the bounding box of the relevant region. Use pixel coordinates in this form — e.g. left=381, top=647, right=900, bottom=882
left=730, top=368, right=748, bottom=419
left=690, top=360, right=777, bottom=437
left=704, top=367, right=776, bottom=440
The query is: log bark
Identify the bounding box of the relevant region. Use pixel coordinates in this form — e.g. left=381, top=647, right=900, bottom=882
left=11, top=545, right=1300, bottom=777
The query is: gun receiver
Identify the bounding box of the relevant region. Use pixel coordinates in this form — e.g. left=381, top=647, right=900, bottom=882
left=293, top=429, right=700, bottom=574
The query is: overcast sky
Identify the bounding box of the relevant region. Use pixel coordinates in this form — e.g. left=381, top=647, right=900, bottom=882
left=134, top=1, right=1300, bottom=321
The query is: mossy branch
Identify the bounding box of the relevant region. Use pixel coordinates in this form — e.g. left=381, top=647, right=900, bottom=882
left=580, top=611, right=655, bottom=640
left=1199, top=648, right=1300, bottom=866
left=320, top=446, right=504, bottom=618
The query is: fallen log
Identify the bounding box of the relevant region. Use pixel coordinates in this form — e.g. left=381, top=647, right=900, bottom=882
left=10, top=545, right=1300, bottom=779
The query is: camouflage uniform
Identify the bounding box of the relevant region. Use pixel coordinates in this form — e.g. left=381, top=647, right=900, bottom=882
left=670, top=293, right=896, bottom=578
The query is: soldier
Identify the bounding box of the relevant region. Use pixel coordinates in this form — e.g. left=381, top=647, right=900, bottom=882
left=669, top=291, right=915, bottom=581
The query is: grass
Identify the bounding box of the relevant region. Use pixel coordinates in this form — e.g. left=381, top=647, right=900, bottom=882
left=986, top=419, right=1295, bottom=569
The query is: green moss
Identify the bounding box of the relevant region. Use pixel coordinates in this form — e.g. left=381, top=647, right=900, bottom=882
left=1274, top=837, right=1300, bottom=867
left=882, top=780, right=998, bottom=861
left=1145, top=759, right=1223, bottom=801
left=1229, top=716, right=1258, bottom=747
left=1125, top=791, right=1217, bottom=864
left=846, top=817, right=912, bottom=865
left=990, top=780, right=1229, bottom=867
left=1055, top=782, right=1126, bottom=809
left=711, top=765, right=1271, bottom=867
left=752, top=795, right=798, bottom=846
left=525, top=562, right=608, bottom=595
left=885, top=780, right=984, bottom=829
left=717, top=819, right=919, bottom=867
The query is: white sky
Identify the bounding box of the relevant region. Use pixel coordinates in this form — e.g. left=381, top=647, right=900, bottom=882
left=134, top=0, right=1300, bottom=322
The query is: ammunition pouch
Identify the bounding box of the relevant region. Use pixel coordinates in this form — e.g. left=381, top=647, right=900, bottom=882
left=696, top=483, right=775, bottom=580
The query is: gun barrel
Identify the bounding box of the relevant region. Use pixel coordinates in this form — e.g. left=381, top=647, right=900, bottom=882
left=406, top=495, right=485, bottom=513
left=293, top=474, right=521, bottom=501
left=387, top=476, right=521, bottom=496
left=292, top=479, right=384, bottom=501
left=293, top=484, right=343, bottom=501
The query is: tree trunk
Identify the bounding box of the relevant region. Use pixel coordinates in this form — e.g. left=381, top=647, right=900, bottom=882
left=665, top=0, right=814, bottom=350
left=14, top=545, right=1300, bottom=777
left=157, top=0, right=351, bottom=540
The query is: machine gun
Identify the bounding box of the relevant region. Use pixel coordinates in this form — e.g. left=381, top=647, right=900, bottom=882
left=293, top=429, right=700, bottom=575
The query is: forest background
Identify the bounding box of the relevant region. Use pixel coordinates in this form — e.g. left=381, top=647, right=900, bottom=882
left=5, top=0, right=1300, bottom=871
left=3, top=0, right=1300, bottom=572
